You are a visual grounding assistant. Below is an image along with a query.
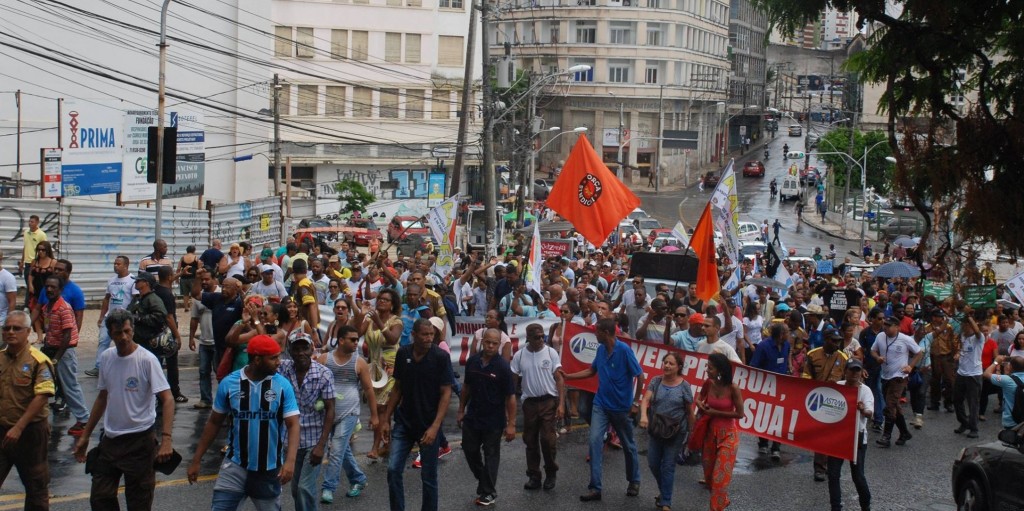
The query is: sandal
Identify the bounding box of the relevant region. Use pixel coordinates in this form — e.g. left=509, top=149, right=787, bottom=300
left=366, top=452, right=380, bottom=460
left=174, top=395, right=189, bottom=403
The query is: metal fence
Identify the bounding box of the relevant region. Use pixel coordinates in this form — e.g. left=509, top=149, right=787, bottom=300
left=0, top=196, right=284, bottom=301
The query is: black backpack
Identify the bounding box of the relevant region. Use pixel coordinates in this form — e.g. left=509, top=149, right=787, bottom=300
left=1010, top=376, right=1024, bottom=425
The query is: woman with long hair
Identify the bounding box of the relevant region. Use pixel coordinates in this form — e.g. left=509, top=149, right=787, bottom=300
left=220, top=242, right=247, bottom=279
left=323, top=297, right=355, bottom=351
left=278, top=296, right=316, bottom=351
left=695, top=352, right=744, bottom=511
left=29, top=240, right=57, bottom=338
left=357, top=287, right=403, bottom=459
left=178, top=245, right=199, bottom=311
left=741, top=301, right=764, bottom=361
left=640, top=353, right=695, bottom=511
left=1010, top=331, right=1024, bottom=358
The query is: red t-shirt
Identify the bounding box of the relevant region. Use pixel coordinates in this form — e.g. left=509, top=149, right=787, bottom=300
left=982, top=338, right=999, bottom=368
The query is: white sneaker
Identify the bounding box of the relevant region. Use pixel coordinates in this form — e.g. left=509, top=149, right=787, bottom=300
left=913, top=413, right=924, bottom=429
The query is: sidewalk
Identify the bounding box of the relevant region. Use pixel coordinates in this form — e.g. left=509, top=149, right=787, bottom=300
left=800, top=208, right=862, bottom=241
left=630, top=144, right=766, bottom=194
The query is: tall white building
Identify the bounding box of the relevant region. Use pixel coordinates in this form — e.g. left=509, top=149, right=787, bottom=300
left=270, top=0, right=482, bottom=217
left=0, top=0, right=271, bottom=204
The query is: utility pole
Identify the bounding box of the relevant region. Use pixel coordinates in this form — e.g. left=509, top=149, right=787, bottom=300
left=617, top=102, right=624, bottom=179
left=154, top=0, right=173, bottom=239
left=273, top=74, right=282, bottom=198
left=450, top=4, right=477, bottom=198
left=526, top=86, right=536, bottom=201
left=480, top=0, right=496, bottom=257
left=841, top=111, right=857, bottom=234
left=57, top=98, right=63, bottom=148
left=15, top=91, right=21, bottom=185
left=656, top=86, right=664, bottom=193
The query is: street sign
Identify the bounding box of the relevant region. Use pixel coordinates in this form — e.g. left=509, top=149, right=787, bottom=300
left=40, top=148, right=62, bottom=198
left=661, top=130, right=698, bottom=150
left=431, top=147, right=452, bottom=158
left=963, top=285, right=997, bottom=309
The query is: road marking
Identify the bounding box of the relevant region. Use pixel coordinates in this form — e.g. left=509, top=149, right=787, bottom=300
left=0, top=475, right=218, bottom=509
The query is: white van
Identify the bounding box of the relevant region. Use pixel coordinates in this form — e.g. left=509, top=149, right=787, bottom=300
left=779, top=175, right=802, bottom=201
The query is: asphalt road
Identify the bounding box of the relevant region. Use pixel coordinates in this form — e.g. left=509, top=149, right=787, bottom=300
left=638, top=124, right=864, bottom=259
left=0, top=308, right=990, bottom=511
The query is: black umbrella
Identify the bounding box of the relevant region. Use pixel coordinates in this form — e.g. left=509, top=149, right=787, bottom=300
left=742, top=277, right=788, bottom=289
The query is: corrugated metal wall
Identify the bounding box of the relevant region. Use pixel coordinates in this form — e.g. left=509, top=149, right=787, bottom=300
left=210, top=196, right=282, bottom=248
left=0, top=199, right=61, bottom=265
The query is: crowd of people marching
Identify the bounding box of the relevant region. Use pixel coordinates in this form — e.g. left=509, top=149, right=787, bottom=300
left=1, top=210, right=1023, bottom=511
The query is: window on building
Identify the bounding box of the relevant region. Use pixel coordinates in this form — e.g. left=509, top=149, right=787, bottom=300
left=646, top=23, right=664, bottom=46
left=570, top=58, right=594, bottom=82
left=574, top=21, right=596, bottom=43
left=645, top=62, right=662, bottom=84
left=438, top=36, right=464, bottom=66
left=297, top=85, right=318, bottom=115
left=407, top=0, right=422, bottom=6
left=330, top=29, right=348, bottom=59
left=385, top=33, right=402, bottom=62
left=296, top=27, right=315, bottom=58
left=274, top=26, right=292, bottom=57
left=405, top=34, right=421, bottom=63
left=432, top=90, right=450, bottom=119
left=352, top=0, right=368, bottom=4
left=439, top=0, right=464, bottom=8
left=406, top=90, right=424, bottom=118
left=352, top=87, right=372, bottom=117
left=609, top=22, right=634, bottom=45
left=380, top=89, right=399, bottom=118
left=549, top=24, right=560, bottom=43
left=351, top=31, right=369, bottom=61
left=325, top=86, right=346, bottom=116
left=387, top=0, right=401, bottom=5
left=608, top=60, right=631, bottom=83
left=645, top=0, right=663, bottom=8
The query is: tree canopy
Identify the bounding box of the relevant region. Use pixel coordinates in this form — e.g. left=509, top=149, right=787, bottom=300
left=757, top=0, right=1024, bottom=260
left=334, top=179, right=376, bottom=217
left=816, top=128, right=892, bottom=192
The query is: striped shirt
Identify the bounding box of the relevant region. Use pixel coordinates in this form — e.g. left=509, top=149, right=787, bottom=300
left=214, top=370, right=299, bottom=472
left=44, top=297, right=79, bottom=348
left=278, top=360, right=335, bottom=449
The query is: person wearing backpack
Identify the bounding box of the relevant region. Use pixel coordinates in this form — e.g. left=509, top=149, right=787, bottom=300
left=984, top=355, right=1024, bottom=429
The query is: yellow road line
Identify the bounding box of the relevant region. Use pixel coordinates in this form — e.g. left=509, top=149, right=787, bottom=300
left=0, top=475, right=217, bottom=510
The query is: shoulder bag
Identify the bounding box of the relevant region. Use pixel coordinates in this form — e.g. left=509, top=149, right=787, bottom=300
left=647, top=376, right=684, bottom=441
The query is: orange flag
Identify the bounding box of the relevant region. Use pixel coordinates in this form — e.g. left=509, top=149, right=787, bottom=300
left=689, top=202, right=720, bottom=302
left=546, top=135, right=641, bottom=247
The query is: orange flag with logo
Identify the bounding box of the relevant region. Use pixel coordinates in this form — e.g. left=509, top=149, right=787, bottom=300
left=546, top=135, right=641, bottom=247
left=689, top=202, right=720, bottom=302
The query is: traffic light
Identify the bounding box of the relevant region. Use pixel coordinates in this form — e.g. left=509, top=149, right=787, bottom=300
left=787, top=151, right=806, bottom=160
left=146, top=126, right=177, bottom=184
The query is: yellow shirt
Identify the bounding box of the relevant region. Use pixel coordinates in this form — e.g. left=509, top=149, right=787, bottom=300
left=22, top=228, right=47, bottom=264
left=0, top=345, right=55, bottom=427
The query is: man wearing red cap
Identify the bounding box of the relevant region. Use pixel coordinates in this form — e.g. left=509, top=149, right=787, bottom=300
left=669, top=312, right=706, bottom=352
left=188, top=335, right=301, bottom=511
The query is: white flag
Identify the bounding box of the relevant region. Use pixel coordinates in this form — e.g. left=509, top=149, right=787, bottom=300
left=671, top=221, right=690, bottom=246
left=1006, top=270, right=1024, bottom=305
left=425, top=195, right=459, bottom=276
left=776, top=263, right=793, bottom=299
left=527, top=221, right=543, bottom=294
left=709, top=160, right=741, bottom=265
left=723, top=266, right=743, bottom=292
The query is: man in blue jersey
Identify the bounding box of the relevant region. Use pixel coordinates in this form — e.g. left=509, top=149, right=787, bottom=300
left=187, top=335, right=300, bottom=511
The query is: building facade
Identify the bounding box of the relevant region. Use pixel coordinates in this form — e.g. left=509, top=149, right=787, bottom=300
left=725, top=0, right=768, bottom=153
left=271, top=0, right=482, bottom=218
left=490, top=0, right=731, bottom=186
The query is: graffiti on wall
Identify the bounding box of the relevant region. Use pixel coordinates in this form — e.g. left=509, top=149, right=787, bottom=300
left=320, top=168, right=440, bottom=200
left=0, top=207, right=59, bottom=243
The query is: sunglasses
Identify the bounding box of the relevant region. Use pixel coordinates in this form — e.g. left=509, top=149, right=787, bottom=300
left=2, top=325, right=27, bottom=332
left=674, top=313, right=687, bottom=317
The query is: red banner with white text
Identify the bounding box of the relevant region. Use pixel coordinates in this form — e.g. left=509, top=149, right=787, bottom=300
left=560, top=323, right=861, bottom=460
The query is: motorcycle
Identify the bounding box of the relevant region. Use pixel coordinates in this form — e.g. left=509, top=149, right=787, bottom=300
left=769, top=179, right=778, bottom=200
left=764, top=148, right=770, bottom=160
left=783, top=144, right=790, bottom=159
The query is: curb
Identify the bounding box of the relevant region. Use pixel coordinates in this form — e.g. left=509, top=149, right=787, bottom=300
left=799, top=217, right=860, bottom=241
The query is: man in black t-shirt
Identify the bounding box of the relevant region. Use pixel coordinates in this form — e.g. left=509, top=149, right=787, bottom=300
left=382, top=318, right=452, bottom=511
left=191, top=268, right=243, bottom=368
left=156, top=267, right=187, bottom=402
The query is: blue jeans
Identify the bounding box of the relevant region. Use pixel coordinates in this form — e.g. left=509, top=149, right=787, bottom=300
left=647, top=434, right=684, bottom=507
left=387, top=421, right=439, bottom=511
left=57, top=348, right=90, bottom=423
left=198, top=343, right=217, bottom=404
left=867, top=368, right=884, bottom=426
left=322, top=415, right=367, bottom=492
left=94, top=324, right=111, bottom=369
left=588, top=405, right=640, bottom=493
left=292, top=448, right=322, bottom=511
left=212, top=460, right=281, bottom=511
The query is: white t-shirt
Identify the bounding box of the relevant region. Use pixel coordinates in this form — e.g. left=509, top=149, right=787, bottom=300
left=105, top=274, right=138, bottom=316
left=312, top=274, right=331, bottom=304
left=458, top=281, right=474, bottom=315
left=837, top=380, right=874, bottom=440
left=696, top=338, right=742, bottom=363
left=511, top=345, right=561, bottom=399
left=871, top=332, right=922, bottom=380
left=471, top=287, right=488, bottom=316
left=742, top=316, right=764, bottom=346
left=0, top=269, right=17, bottom=325
left=96, top=347, right=170, bottom=437
left=250, top=280, right=288, bottom=301
left=957, top=333, right=985, bottom=377
left=190, top=287, right=218, bottom=346
left=717, top=313, right=741, bottom=350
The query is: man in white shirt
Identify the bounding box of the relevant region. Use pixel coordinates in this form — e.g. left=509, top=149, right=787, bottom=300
left=827, top=359, right=873, bottom=511
left=0, top=250, right=18, bottom=326
left=696, top=316, right=741, bottom=363
left=72, top=309, right=175, bottom=510
left=870, top=316, right=923, bottom=447
left=511, top=323, right=565, bottom=491
left=85, top=255, right=136, bottom=377
left=953, top=310, right=984, bottom=438
left=190, top=272, right=221, bottom=409
left=250, top=265, right=288, bottom=302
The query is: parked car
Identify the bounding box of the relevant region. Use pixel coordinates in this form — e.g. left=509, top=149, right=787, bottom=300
left=788, top=124, right=803, bottom=136
left=952, top=440, right=1024, bottom=511
left=739, top=241, right=768, bottom=262
left=702, top=171, right=721, bottom=188
left=634, top=217, right=663, bottom=240
left=628, top=208, right=651, bottom=221
left=742, top=160, right=766, bottom=177
left=533, top=179, right=551, bottom=200
left=396, top=233, right=435, bottom=256
left=799, top=166, right=821, bottom=186
left=878, top=216, right=924, bottom=239
left=779, top=175, right=802, bottom=201
left=616, top=222, right=644, bottom=248
left=647, top=227, right=673, bottom=246
left=387, top=215, right=429, bottom=242
left=296, top=218, right=338, bottom=241
left=651, top=236, right=685, bottom=252
left=737, top=221, right=762, bottom=242
left=344, top=217, right=383, bottom=246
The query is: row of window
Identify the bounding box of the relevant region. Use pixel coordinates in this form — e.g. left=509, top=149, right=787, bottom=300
left=275, top=85, right=466, bottom=119
left=283, top=0, right=464, bottom=8
left=274, top=26, right=464, bottom=67
left=512, top=0, right=728, bottom=24
left=560, top=58, right=727, bottom=86
left=559, top=20, right=727, bottom=57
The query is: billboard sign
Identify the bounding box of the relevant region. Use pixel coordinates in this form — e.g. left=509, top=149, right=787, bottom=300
left=60, top=101, right=122, bottom=197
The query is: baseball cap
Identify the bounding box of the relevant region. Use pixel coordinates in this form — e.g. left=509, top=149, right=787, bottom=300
left=602, top=261, right=612, bottom=267
left=135, top=271, right=157, bottom=285
left=288, top=330, right=313, bottom=345
left=247, top=335, right=282, bottom=356
left=688, top=313, right=705, bottom=325
left=845, top=358, right=864, bottom=371
left=775, top=303, right=792, bottom=312
left=260, top=264, right=275, bottom=273
left=428, top=316, right=445, bottom=332
left=329, top=255, right=340, bottom=263
left=883, top=316, right=900, bottom=326
left=585, top=285, right=598, bottom=293
left=617, top=270, right=626, bottom=276
left=825, top=328, right=843, bottom=340
left=260, top=248, right=274, bottom=259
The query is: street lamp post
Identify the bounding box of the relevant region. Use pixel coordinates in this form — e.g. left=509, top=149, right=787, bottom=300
left=811, top=138, right=890, bottom=245
left=154, top=0, right=173, bottom=239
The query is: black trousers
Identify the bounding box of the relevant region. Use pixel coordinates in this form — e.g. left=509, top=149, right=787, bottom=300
left=461, top=426, right=503, bottom=497
left=827, top=433, right=870, bottom=511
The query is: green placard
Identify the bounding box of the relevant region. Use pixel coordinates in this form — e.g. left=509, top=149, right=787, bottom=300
left=963, top=285, right=997, bottom=309
left=923, top=280, right=954, bottom=301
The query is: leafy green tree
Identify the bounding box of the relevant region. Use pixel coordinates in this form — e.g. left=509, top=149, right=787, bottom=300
left=334, top=179, right=376, bottom=217
left=816, top=129, right=892, bottom=191
left=757, top=0, right=1024, bottom=262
